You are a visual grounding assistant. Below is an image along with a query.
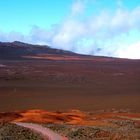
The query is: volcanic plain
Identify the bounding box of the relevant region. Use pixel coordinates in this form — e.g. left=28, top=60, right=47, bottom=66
left=0, top=41, right=140, bottom=112
left=0, top=41, right=140, bottom=139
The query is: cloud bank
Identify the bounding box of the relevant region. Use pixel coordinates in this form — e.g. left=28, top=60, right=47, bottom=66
left=0, top=0, right=140, bottom=59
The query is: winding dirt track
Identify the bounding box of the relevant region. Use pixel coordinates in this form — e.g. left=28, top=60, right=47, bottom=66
left=14, top=122, right=68, bottom=140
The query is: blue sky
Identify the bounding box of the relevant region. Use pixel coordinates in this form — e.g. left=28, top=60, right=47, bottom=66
left=0, top=0, right=72, bottom=33
left=0, top=0, right=140, bottom=59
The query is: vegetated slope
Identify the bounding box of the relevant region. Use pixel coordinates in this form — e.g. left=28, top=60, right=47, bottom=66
left=0, top=41, right=76, bottom=59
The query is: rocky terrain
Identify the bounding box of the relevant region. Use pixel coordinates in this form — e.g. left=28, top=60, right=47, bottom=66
left=46, top=123, right=140, bottom=140
left=0, top=109, right=140, bottom=140
left=0, top=122, right=45, bottom=140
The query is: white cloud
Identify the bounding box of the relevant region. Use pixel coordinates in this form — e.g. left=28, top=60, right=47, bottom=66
left=28, top=26, right=52, bottom=45
left=8, top=31, right=25, bottom=42
left=50, top=5, right=140, bottom=58
left=117, top=41, right=140, bottom=59
left=0, top=0, right=140, bottom=59
left=0, top=31, right=25, bottom=42
left=52, top=19, right=86, bottom=50
left=71, top=0, right=85, bottom=15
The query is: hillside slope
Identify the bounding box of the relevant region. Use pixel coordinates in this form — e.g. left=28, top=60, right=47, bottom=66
left=0, top=41, right=76, bottom=59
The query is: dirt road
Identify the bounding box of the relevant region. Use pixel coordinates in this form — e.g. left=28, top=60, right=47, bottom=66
left=14, top=122, right=68, bottom=140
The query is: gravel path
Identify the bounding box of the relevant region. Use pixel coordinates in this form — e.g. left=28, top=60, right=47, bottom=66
left=14, top=122, right=68, bottom=140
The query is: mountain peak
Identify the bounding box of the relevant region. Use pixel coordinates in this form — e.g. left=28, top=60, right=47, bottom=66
left=11, top=41, right=30, bottom=47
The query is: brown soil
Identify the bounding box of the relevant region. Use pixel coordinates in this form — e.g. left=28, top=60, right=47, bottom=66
left=0, top=58, right=140, bottom=112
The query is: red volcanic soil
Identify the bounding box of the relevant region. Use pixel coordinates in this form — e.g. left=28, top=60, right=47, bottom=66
left=1, top=110, right=140, bottom=140
left=0, top=109, right=140, bottom=127
left=23, top=54, right=117, bottom=62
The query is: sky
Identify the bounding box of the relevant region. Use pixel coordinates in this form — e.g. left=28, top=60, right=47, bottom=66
left=0, top=0, right=140, bottom=59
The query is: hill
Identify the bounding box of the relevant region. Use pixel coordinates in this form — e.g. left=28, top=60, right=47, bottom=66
left=0, top=41, right=77, bottom=60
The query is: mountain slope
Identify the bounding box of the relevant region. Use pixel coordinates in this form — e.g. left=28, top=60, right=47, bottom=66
left=0, top=41, right=140, bottom=112
left=0, top=41, right=77, bottom=59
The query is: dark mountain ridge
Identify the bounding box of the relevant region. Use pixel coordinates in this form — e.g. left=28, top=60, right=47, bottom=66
left=0, top=41, right=139, bottom=61
left=0, top=41, right=77, bottom=59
